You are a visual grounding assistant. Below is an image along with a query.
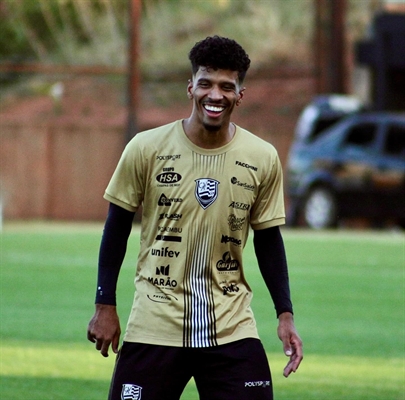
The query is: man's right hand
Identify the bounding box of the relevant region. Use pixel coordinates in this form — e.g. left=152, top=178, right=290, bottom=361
left=87, top=304, right=121, bottom=357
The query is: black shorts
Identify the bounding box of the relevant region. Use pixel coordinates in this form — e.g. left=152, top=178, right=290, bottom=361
left=108, top=338, right=273, bottom=400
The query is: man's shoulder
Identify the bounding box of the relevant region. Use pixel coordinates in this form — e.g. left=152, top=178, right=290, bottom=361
left=133, top=120, right=180, bottom=143
left=235, top=125, right=278, bottom=155
left=122, top=120, right=182, bottom=156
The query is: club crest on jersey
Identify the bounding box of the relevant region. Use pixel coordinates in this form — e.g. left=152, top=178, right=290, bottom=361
left=195, top=178, right=219, bottom=209
left=122, top=384, right=142, bottom=400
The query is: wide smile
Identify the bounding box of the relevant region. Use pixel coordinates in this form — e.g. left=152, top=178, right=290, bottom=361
left=203, top=104, right=225, bottom=117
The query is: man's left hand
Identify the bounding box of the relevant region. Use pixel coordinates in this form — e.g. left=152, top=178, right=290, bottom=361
left=277, top=312, right=303, bottom=377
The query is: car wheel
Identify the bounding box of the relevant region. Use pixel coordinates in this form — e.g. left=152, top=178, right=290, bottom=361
left=303, top=187, right=337, bottom=229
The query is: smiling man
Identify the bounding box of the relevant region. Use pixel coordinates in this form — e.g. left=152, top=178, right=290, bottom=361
left=184, top=67, right=242, bottom=145
left=87, top=35, right=303, bottom=400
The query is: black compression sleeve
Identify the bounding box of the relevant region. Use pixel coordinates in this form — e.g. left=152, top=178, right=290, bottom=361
left=95, top=203, right=135, bottom=305
left=253, top=226, right=293, bottom=317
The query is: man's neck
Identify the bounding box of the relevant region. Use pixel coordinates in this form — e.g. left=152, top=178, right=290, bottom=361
left=182, top=119, right=235, bottom=149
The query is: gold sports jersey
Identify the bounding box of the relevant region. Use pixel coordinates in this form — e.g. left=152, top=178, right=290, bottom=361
left=104, top=120, right=285, bottom=347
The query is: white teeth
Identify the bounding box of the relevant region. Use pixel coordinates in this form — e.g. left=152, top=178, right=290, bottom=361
left=204, top=105, right=224, bottom=112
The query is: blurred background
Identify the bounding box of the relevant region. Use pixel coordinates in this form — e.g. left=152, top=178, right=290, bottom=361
left=0, top=0, right=404, bottom=227
left=1, top=3, right=404, bottom=399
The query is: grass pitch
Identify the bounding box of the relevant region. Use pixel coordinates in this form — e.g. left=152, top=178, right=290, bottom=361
left=0, top=222, right=404, bottom=399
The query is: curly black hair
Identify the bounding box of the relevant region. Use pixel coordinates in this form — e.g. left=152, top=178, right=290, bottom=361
left=188, top=36, right=251, bottom=84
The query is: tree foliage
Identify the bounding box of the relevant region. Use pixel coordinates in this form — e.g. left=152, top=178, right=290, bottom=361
left=0, top=0, right=128, bottom=64
left=0, top=0, right=381, bottom=70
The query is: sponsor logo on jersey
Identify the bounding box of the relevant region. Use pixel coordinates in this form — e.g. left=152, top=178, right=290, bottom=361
left=121, top=384, right=142, bottom=400
left=158, top=193, right=183, bottom=206
left=235, top=160, right=258, bottom=171
left=228, top=214, right=245, bottom=231
left=151, top=247, right=180, bottom=258
left=156, top=154, right=181, bottom=161
left=147, top=276, right=178, bottom=288
left=216, top=251, right=240, bottom=271
left=220, top=280, right=240, bottom=295
left=147, top=265, right=179, bottom=296
left=157, top=226, right=183, bottom=233
left=231, top=177, right=255, bottom=191
left=156, top=172, right=182, bottom=185
left=155, top=235, right=182, bottom=242
left=156, top=264, right=170, bottom=275
left=195, top=178, right=219, bottom=209
left=147, top=293, right=178, bottom=303
left=159, top=213, right=182, bottom=221
left=229, top=201, right=250, bottom=211
left=221, top=234, right=242, bottom=246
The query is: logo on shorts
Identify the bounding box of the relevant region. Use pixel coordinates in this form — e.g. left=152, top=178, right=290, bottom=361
left=245, top=380, right=271, bottom=388
left=195, top=178, right=219, bottom=209
left=122, top=383, right=142, bottom=400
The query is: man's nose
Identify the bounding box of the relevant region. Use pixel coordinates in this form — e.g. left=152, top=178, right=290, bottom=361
left=208, top=85, right=223, bottom=100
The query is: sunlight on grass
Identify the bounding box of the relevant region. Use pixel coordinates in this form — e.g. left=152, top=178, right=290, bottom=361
left=1, top=225, right=404, bottom=399
left=1, top=342, right=403, bottom=396
left=270, top=353, right=404, bottom=388
left=271, top=355, right=404, bottom=400
left=0, top=342, right=115, bottom=380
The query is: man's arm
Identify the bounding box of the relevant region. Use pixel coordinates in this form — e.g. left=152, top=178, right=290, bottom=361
left=87, top=203, right=135, bottom=357
left=253, top=226, right=303, bottom=377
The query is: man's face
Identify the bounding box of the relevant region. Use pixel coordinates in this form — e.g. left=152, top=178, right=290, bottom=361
left=187, top=67, right=244, bottom=132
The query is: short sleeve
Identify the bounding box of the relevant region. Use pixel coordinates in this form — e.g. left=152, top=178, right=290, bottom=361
left=103, top=136, right=145, bottom=212
left=250, top=152, right=285, bottom=230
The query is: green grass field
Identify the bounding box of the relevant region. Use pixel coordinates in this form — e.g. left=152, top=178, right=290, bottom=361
left=1, top=222, right=404, bottom=399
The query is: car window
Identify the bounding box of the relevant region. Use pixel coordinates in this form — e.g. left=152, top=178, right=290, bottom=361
left=383, top=124, right=405, bottom=157
left=343, top=123, right=377, bottom=148
left=311, top=117, right=342, bottom=141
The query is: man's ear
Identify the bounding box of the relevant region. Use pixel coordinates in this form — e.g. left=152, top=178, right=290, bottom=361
left=187, top=79, right=194, bottom=99
left=236, top=87, right=246, bottom=106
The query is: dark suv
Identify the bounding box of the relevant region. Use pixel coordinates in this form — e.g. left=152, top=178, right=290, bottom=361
left=286, top=111, right=405, bottom=229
